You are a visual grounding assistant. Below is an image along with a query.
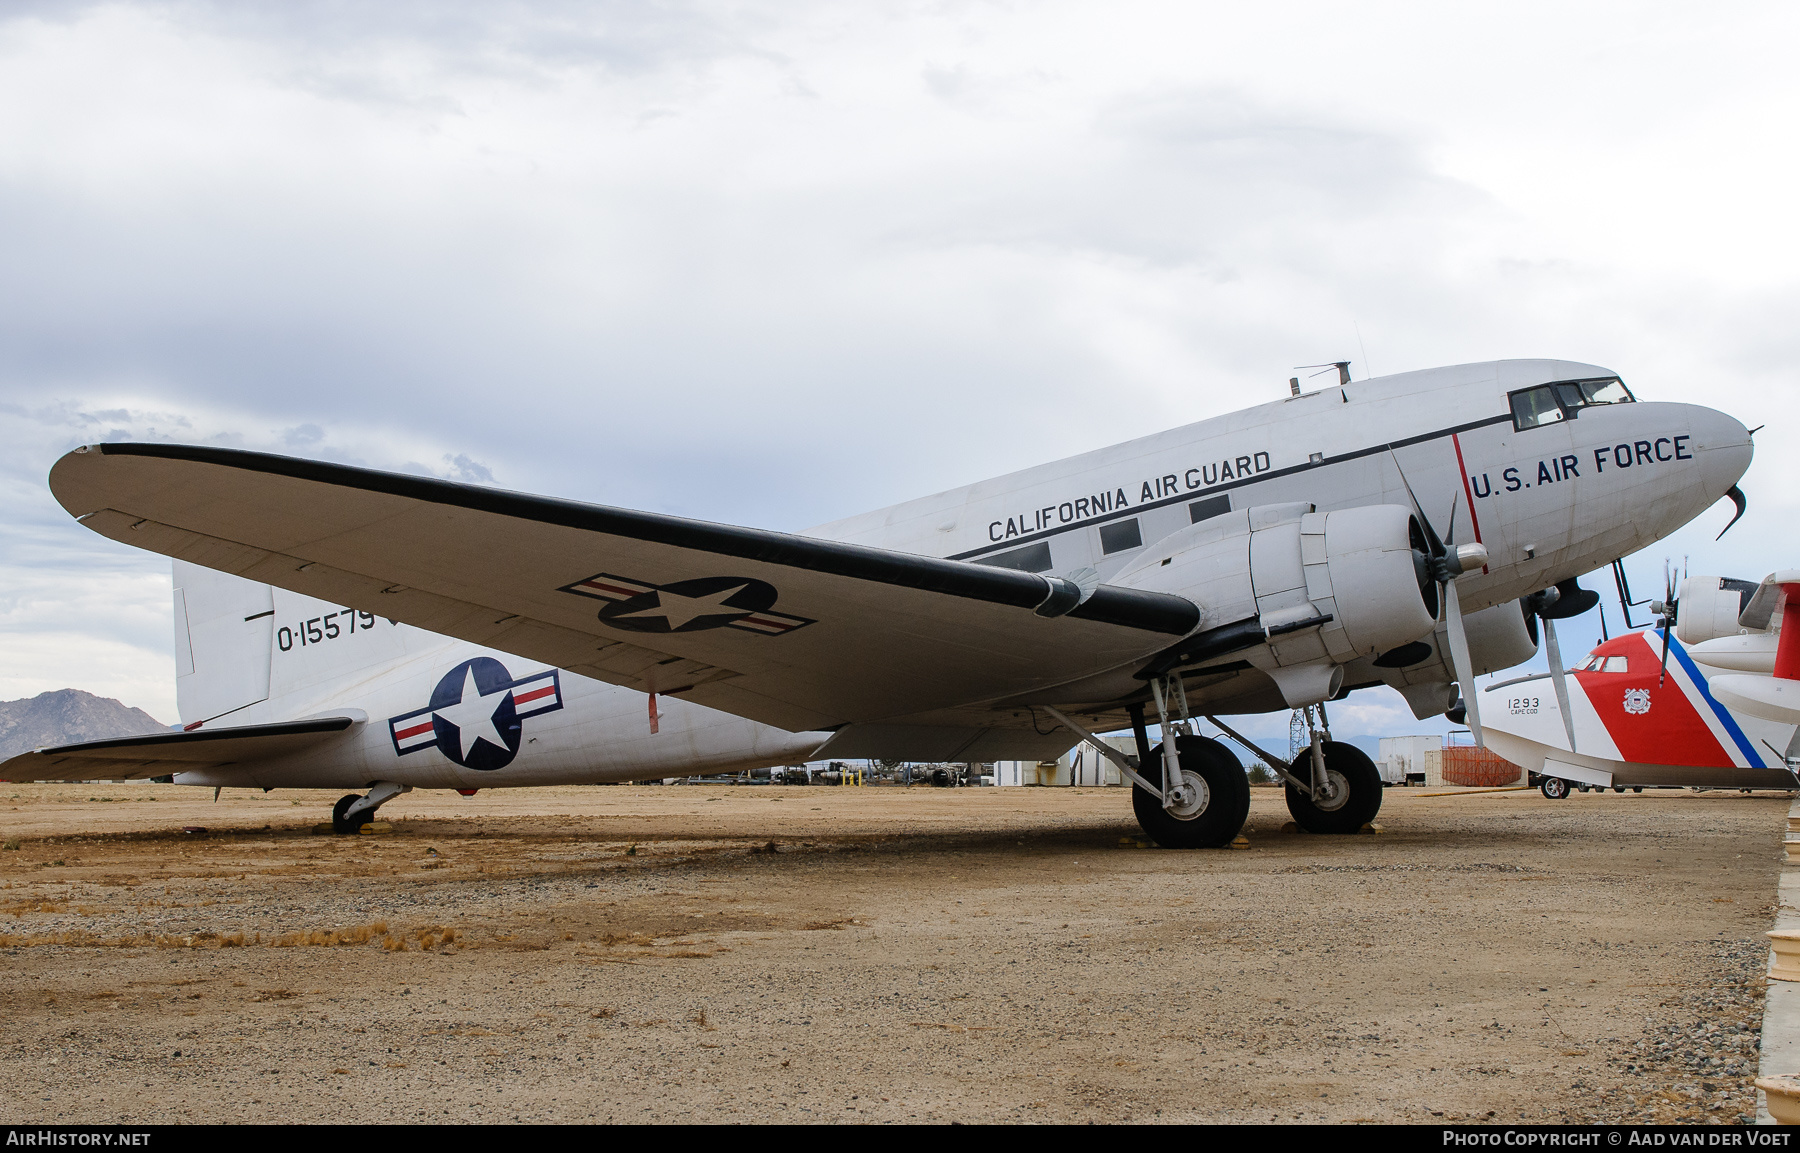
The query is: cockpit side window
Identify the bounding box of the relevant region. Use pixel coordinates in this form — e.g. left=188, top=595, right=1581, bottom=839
left=1509, top=376, right=1635, bottom=431
left=1509, top=386, right=1566, bottom=430
left=1577, top=377, right=1634, bottom=406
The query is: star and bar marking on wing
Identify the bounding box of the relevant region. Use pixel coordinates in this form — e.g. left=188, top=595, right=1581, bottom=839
left=559, top=572, right=814, bottom=636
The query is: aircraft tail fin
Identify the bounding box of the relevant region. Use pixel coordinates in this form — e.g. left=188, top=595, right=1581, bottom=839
left=173, top=560, right=274, bottom=726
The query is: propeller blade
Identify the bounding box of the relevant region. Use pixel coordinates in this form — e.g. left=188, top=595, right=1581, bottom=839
left=1542, top=616, right=1578, bottom=753
left=1387, top=450, right=1445, bottom=557
left=1443, top=579, right=1483, bottom=747
left=1716, top=485, right=1747, bottom=540
left=1659, top=559, right=1678, bottom=686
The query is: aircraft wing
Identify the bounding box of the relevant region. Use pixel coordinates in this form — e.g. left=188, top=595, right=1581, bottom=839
left=0, top=716, right=361, bottom=782
left=50, top=444, right=1199, bottom=732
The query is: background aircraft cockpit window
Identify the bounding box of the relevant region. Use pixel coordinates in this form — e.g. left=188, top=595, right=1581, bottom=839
left=1581, top=655, right=1630, bottom=672
left=1509, top=386, right=1566, bottom=430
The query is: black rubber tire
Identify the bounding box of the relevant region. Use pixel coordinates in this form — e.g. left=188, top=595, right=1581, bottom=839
left=331, top=793, right=370, bottom=835
left=1284, top=741, right=1383, bottom=834
left=1633, top=787, right=1643, bottom=793
left=1540, top=777, right=1569, bottom=800
left=1131, top=735, right=1251, bottom=849
left=1613, top=785, right=1626, bottom=793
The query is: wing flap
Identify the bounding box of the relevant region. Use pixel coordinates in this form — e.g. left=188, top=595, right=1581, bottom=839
left=0, top=717, right=361, bottom=782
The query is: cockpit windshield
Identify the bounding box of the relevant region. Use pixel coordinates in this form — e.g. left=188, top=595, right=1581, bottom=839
left=1509, top=377, right=1635, bottom=431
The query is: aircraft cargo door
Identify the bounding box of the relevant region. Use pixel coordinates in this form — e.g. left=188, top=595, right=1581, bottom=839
left=173, top=559, right=274, bottom=725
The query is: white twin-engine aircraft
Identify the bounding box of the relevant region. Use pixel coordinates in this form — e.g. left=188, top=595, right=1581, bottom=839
left=2, top=359, right=1752, bottom=849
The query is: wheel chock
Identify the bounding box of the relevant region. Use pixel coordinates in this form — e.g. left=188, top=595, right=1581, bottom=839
left=1228, top=836, right=1250, bottom=850
left=311, top=823, right=336, bottom=835
left=1280, top=821, right=1299, bottom=833
left=1362, top=822, right=1383, bottom=834
left=1769, top=930, right=1800, bottom=981
left=357, top=822, right=392, bottom=835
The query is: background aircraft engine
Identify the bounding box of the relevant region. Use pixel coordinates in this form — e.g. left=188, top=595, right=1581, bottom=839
left=1375, top=600, right=1541, bottom=719
left=1117, top=502, right=1439, bottom=676
left=1674, top=575, right=1758, bottom=645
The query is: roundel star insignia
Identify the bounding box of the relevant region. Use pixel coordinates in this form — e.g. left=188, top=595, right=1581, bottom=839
left=1622, top=687, right=1652, bottom=716
left=559, top=572, right=815, bottom=636
left=387, top=657, right=565, bottom=771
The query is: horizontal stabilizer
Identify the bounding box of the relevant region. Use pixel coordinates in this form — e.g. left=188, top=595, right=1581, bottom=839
left=0, top=716, right=361, bottom=782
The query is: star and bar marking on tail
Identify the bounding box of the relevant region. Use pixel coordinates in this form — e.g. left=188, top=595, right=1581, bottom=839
left=559, top=572, right=814, bottom=636
left=388, top=657, right=564, bottom=772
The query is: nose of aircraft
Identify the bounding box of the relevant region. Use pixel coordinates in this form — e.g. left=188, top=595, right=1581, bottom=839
left=1684, top=403, right=1755, bottom=498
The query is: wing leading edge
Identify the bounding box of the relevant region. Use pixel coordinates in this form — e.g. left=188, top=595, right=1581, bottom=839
left=51, top=444, right=1200, bottom=732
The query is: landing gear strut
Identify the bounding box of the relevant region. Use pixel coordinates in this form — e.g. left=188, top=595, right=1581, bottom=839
left=330, top=782, right=412, bottom=834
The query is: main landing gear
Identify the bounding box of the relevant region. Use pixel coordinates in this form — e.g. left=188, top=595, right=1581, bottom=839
left=1047, top=675, right=1257, bottom=849
left=330, top=781, right=412, bottom=834
left=1131, top=734, right=1252, bottom=849
left=1282, top=739, right=1382, bottom=834
left=1211, top=702, right=1382, bottom=835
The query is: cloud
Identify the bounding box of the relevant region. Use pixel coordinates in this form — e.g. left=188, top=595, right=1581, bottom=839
left=1, top=1, right=1795, bottom=732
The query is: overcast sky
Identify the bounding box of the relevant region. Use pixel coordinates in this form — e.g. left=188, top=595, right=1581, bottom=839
left=1, top=1, right=1794, bottom=740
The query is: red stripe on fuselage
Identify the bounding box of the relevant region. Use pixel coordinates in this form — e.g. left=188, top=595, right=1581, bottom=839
left=1450, top=432, right=1487, bottom=573
left=1574, top=633, right=1732, bottom=767
left=395, top=721, right=435, bottom=741
left=512, top=685, right=555, bottom=705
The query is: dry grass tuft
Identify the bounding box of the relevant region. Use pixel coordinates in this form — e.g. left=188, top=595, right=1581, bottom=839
left=0, top=918, right=465, bottom=952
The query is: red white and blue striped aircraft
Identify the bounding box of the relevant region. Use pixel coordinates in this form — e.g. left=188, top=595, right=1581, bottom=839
left=1484, top=571, right=1800, bottom=797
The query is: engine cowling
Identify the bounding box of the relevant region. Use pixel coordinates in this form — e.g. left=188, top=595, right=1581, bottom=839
left=1675, top=575, right=1758, bottom=645
left=1114, top=502, right=1440, bottom=676
left=1376, top=599, right=1542, bottom=719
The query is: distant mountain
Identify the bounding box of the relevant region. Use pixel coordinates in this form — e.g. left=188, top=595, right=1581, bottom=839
left=0, top=689, right=168, bottom=760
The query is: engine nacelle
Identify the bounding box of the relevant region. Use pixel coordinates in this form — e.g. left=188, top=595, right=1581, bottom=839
left=1115, top=502, right=1439, bottom=675
left=1675, top=575, right=1757, bottom=646
left=1377, top=599, right=1542, bottom=719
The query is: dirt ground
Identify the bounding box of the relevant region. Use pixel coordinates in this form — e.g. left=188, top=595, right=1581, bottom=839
left=0, top=780, right=1785, bottom=1125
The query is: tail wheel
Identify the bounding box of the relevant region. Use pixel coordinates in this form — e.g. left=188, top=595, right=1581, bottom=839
left=331, top=794, right=371, bottom=835
left=1131, top=735, right=1251, bottom=849
left=1284, top=741, right=1383, bottom=834
left=1540, top=777, right=1569, bottom=800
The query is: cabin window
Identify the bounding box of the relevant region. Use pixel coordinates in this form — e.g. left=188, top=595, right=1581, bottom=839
left=1099, top=519, right=1142, bottom=554
left=1189, top=495, right=1230, bottom=523
left=1582, top=655, right=1629, bottom=673
left=975, top=542, right=1052, bottom=573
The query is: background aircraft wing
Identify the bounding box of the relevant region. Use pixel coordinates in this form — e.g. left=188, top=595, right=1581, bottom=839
left=0, top=717, right=360, bottom=782
left=51, top=444, right=1199, bottom=733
